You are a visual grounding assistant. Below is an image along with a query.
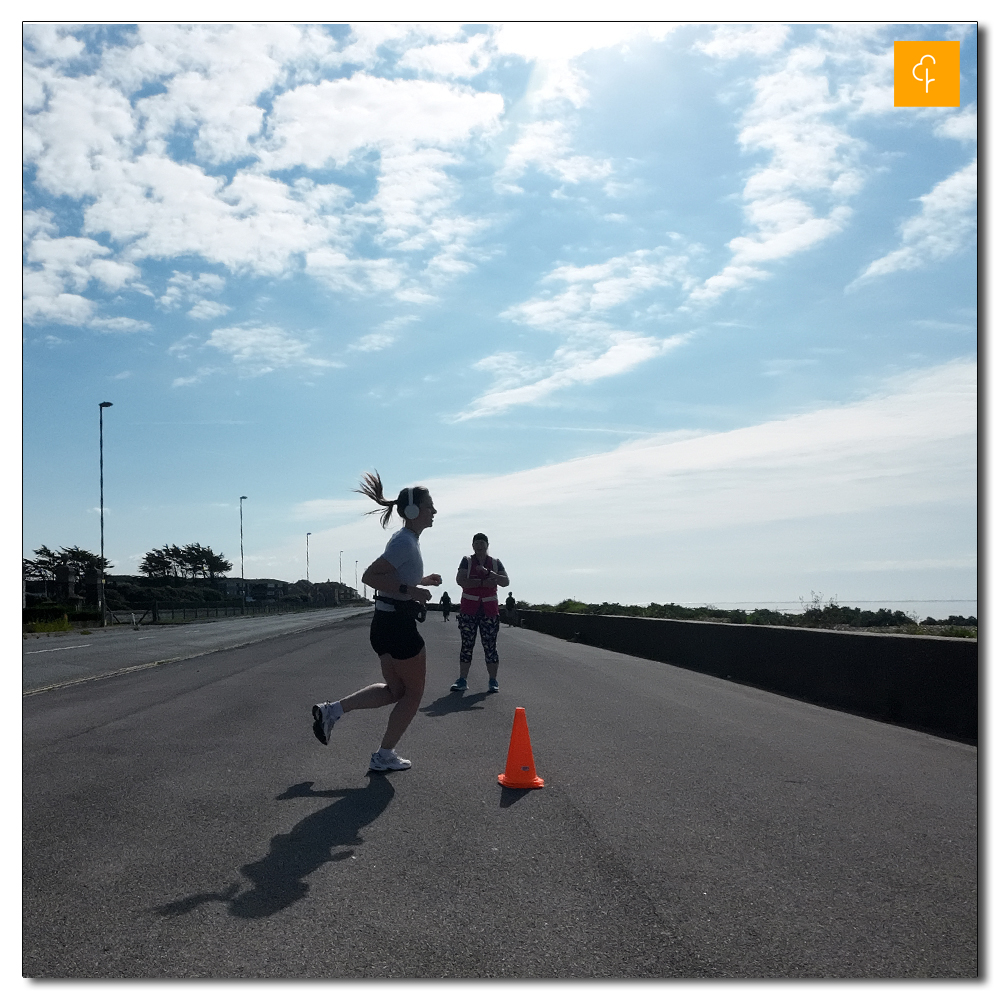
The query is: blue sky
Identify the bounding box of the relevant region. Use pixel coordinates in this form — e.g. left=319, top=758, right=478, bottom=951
left=20, top=20, right=978, bottom=618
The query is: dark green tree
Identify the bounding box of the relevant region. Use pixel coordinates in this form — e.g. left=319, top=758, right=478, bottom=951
left=23, top=545, right=111, bottom=579
left=139, top=547, right=174, bottom=578
left=140, top=543, right=232, bottom=580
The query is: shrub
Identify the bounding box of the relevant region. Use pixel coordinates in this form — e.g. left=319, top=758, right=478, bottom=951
left=25, top=616, right=72, bottom=633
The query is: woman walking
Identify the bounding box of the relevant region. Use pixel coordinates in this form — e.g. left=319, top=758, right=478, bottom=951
left=311, top=472, right=440, bottom=771
left=450, top=533, right=509, bottom=694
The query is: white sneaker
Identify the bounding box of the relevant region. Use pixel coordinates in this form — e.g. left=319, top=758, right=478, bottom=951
left=369, top=748, right=411, bottom=771
left=311, top=703, right=337, bottom=745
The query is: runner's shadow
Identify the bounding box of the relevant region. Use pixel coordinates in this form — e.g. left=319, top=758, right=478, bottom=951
left=420, top=690, right=491, bottom=716
left=154, top=775, right=394, bottom=921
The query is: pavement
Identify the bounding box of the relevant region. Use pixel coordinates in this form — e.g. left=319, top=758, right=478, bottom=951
left=23, top=613, right=978, bottom=978
left=22, top=605, right=372, bottom=694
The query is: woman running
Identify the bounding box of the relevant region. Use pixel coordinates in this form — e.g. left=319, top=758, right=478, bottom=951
left=450, top=532, right=509, bottom=694
left=311, top=472, right=440, bottom=771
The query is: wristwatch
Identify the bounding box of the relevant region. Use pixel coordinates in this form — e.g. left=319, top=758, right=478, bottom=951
left=399, top=584, right=408, bottom=595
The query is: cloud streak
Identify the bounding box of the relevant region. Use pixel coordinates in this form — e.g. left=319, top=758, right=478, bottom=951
left=849, top=159, right=977, bottom=287
left=304, top=360, right=975, bottom=606
left=457, top=246, right=697, bottom=418
left=689, top=34, right=866, bottom=307
left=204, top=324, right=342, bottom=376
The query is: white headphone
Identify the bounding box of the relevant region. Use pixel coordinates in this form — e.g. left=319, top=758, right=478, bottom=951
left=402, top=488, right=420, bottom=520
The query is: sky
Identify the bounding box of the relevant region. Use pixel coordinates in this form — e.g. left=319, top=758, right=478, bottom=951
left=20, top=19, right=979, bottom=619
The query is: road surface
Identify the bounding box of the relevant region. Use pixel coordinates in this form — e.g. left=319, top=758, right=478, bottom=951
left=23, top=612, right=977, bottom=977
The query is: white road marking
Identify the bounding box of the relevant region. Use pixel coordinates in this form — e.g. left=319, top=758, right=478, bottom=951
left=24, top=645, right=92, bottom=655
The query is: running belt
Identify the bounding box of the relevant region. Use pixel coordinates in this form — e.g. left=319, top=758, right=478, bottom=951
left=375, top=595, right=416, bottom=613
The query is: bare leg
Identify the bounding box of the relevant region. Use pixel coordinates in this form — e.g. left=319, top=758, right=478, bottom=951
left=340, top=682, right=397, bottom=712
left=378, top=648, right=426, bottom=750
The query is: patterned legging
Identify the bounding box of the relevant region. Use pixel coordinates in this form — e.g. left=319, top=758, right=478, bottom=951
left=457, top=613, right=501, bottom=664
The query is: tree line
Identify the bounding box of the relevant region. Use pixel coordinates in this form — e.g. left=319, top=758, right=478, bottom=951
left=526, top=598, right=976, bottom=629
left=23, top=543, right=232, bottom=581
left=23, top=545, right=111, bottom=579
left=138, top=544, right=232, bottom=579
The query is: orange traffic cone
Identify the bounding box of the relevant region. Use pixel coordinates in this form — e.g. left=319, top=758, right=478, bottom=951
left=498, top=707, right=545, bottom=788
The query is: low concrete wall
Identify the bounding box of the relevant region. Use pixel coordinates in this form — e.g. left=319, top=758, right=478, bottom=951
left=517, top=611, right=978, bottom=744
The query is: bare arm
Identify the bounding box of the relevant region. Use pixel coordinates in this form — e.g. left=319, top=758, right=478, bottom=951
left=362, top=557, right=434, bottom=603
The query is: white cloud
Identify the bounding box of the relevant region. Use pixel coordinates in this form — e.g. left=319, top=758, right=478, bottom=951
left=172, top=366, right=220, bottom=387
left=460, top=333, right=688, bottom=419
left=22, top=231, right=143, bottom=327
left=349, top=333, right=396, bottom=352
left=493, top=23, right=671, bottom=111
left=159, top=271, right=226, bottom=309
left=370, top=147, right=488, bottom=286
left=204, top=324, right=342, bottom=375
left=25, top=71, right=138, bottom=201
left=304, top=249, right=402, bottom=295
left=492, top=25, right=678, bottom=196
left=23, top=24, right=86, bottom=64
left=849, top=159, right=977, bottom=286
left=397, top=34, right=491, bottom=79
left=260, top=74, right=503, bottom=171
left=126, top=23, right=322, bottom=165
left=440, top=359, right=975, bottom=526
left=187, top=300, right=232, bottom=321
left=689, top=40, right=865, bottom=307
left=506, top=247, right=695, bottom=328
left=934, top=105, right=978, bottom=143
left=157, top=271, right=230, bottom=320
left=22, top=26, right=510, bottom=322
left=89, top=316, right=152, bottom=333
left=316, top=360, right=976, bottom=608
left=497, top=120, right=612, bottom=193
left=696, top=24, right=790, bottom=60
left=354, top=312, right=422, bottom=358
left=457, top=246, right=695, bottom=418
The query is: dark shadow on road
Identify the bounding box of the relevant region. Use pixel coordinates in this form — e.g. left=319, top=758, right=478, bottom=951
left=153, top=775, right=394, bottom=921
left=420, top=690, right=491, bottom=716
left=499, top=786, right=535, bottom=808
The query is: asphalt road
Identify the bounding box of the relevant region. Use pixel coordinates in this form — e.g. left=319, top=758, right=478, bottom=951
left=23, top=612, right=977, bottom=978
left=22, top=606, right=372, bottom=694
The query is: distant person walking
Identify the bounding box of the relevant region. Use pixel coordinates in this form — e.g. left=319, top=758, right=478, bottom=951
left=450, top=533, right=509, bottom=694
left=311, top=471, right=441, bottom=772
left=440, top=591, right=452, bottom=621
left=505, top=592, right=517, bottom=627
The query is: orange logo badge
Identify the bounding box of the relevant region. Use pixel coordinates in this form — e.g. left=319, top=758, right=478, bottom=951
left=894, top=41, right=960, bottom=107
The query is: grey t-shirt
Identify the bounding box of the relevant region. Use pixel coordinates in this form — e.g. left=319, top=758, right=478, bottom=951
left=379, top=527, right=424, bottom=595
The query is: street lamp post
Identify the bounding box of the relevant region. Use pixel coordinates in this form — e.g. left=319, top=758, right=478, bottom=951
left=98, top=402, right=113, bottom=625
left=339, top=550, right=343, bottom=584
left=355, top=560, right=358, bottom=597
left=306, top=532, right=311, bottom=584
left=239, top=496, right=247, bottom=612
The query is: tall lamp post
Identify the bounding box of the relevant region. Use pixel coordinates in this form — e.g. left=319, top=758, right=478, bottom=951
left=306, top=532, right=311, bottom=583
left=339, top=550, right=343, bottom=584
left=239, top=496, right=247, bottom=612
left=98, top=402, right=113, bottom=625
left=355, top=560, right=358, bottom=597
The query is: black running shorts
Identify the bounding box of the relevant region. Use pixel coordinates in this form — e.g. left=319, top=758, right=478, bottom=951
left=370, top=609, right=425, bottom=661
